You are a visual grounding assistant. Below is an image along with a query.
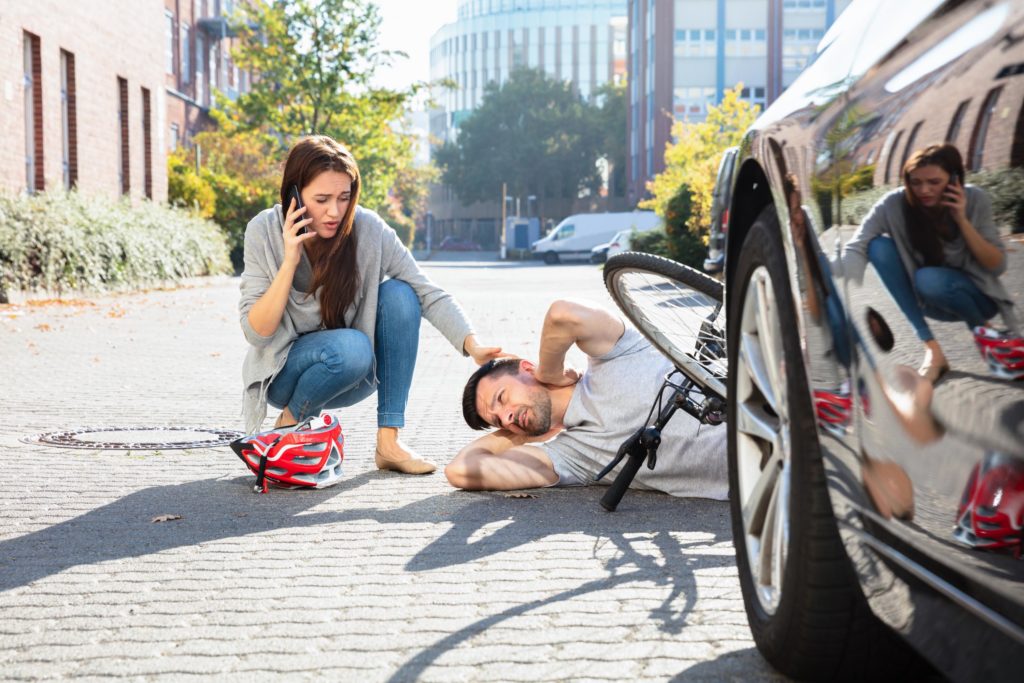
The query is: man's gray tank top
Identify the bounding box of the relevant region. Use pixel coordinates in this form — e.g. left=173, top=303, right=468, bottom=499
left=541, top=327, right=728, bottom=500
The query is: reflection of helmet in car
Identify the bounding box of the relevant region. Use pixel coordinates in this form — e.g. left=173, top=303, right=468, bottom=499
left=230, top=414, right=344, bottom=493
left=953, top=451, right=1024, bottom=556
left=973, top=326, right=1024, bottom=380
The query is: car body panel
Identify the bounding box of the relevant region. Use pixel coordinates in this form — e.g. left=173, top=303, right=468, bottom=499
left=725, top=1, right=1024, bottom=676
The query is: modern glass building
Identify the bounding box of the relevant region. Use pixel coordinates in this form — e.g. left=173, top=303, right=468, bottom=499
left=426, top=1, right=630, bottom=249
left=429, top=0, right=628, bottom=146
left=627, top=0, right=849, bottom=204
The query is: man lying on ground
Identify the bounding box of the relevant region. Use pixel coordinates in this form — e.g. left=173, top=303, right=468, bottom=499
left=445, top=299, right=727, bottom=498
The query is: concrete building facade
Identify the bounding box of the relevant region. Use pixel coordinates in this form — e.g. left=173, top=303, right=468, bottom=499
left=626, top=0, right=849, bottom=205
left=426, top=0, right=630, bottom=250
left=1, top=0, right=168, bottom=201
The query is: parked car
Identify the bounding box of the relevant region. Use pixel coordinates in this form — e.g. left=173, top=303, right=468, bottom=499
left=531, top=211, right=660, bottom=264
left=437, top=236, right=481, bottom=251
left=719, top=1, right=1024, bottom=680
left=591, top=225, right=662, bottom=264
left=703, top=146, right=738, bottom=274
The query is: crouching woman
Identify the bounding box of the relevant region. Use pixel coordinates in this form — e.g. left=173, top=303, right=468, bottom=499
left=239, top=135, right=498, bottom=474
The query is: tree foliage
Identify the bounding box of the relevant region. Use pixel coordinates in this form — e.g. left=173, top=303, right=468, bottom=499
left=594, top=80, right=628, bottom=197
left=216, top=0, right=423, bottom=221
left=435, top=68, right=617, bottom=205
left=641, top=84, right=759, bottom=246
left=168, top=130, right=280, bottom=269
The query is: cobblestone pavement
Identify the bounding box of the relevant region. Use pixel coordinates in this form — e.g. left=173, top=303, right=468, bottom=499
left=0, top=261, right=783, bottom=682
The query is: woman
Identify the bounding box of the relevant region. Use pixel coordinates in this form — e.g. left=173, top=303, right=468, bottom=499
left=843, top=143, right=1019, bottom=381
left=239, top=135, right=499, bottom=474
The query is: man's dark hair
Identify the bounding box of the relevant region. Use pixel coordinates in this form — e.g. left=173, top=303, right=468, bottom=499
left=462, top=357, right=523, bottom=430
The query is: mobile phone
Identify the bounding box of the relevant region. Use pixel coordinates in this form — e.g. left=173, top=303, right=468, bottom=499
left=288, top=184, right=307, bottom=235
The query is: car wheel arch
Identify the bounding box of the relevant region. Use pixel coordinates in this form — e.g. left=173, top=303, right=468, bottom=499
left=725, top=159, right=775, bottom=295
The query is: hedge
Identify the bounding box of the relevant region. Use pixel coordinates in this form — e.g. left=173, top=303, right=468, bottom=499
left=0, top=191, right=231, bottom=302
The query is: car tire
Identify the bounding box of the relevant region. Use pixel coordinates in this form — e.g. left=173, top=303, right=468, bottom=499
left=727, top=208, right=926, bottom=681
left=544, top=251, right=560, bottom=265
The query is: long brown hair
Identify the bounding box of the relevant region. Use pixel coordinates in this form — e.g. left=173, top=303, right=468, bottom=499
left=280, top=136, right=361, bottom=329
left=901, top=143, right=965, bottom=267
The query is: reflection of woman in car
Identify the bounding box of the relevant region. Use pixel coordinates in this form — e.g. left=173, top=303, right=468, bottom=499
left=843, top=143, right=1019, bottom=382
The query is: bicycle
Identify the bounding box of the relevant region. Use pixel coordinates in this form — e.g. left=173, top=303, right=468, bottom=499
left=596, top=251, right=728, bottom=511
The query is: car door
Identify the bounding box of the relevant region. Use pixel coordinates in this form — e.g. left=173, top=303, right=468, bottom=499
left=821, top=0, right=1024, bottom=661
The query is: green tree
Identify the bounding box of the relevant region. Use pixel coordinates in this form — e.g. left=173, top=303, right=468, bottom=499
left=219, top=0, right=423, bottom=220
left=642, top=84, right=759, bottom=257
left=434, top=68, right=602, bottom=205
left=594, top=80, right=627, bottom=197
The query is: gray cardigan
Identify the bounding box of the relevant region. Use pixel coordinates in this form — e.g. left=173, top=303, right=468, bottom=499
left=239, top=204, right=474, bottom=432
left=842, top=186, right=1020, bottom=334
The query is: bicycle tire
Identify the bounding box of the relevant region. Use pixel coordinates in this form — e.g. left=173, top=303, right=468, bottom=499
left=604, top=251, right=727, bottom=400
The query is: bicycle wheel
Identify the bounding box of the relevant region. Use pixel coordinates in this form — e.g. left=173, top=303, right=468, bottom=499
left=604, top=251, right=727, bottom=399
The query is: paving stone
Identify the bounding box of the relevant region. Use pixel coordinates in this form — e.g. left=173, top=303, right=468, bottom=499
left=0, top=262, right=772, bottom=681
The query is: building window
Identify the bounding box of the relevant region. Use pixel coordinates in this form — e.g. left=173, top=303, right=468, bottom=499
left=24, top=32, right=43, bottom=194
left=901, top=121, right=924, bottom=171
left=947, top=99, right=970, bottom=144
left=884, top=130, right=903, bottom=184
left=970, top=87, right=1002, bottom=171
left=196, top=34, right=206, bottom=105
left=165, top=11, right=175, bottom=74
left=180, top=24, right=191, bottom=84
left=60, top=49, right=78, bottom=190
left=169, top=123, right=180, bottom=151
left=141, top=87, right=152, bottom=199
left=118, top=77, right=129, bottom=195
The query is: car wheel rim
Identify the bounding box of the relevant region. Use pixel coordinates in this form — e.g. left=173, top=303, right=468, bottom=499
left=735, top=265, right=791, bottom=616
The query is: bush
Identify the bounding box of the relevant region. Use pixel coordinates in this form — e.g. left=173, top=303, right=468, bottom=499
left=661, top=184, right=707, bottom=269
left=0, top=191, right=231, bottom=302
left=629, top=228, right=670, bottom=258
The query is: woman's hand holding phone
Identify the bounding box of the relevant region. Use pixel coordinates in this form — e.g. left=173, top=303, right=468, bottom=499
left=283, top=194, right=315, bottom=267
left=942, top=173, right=967, bottom=223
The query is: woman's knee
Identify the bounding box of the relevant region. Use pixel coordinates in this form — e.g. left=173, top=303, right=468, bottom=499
left=867, top=236, right=900, bottom=268
left=319, top=329, right=373, bottom=377
left=914, top=267, right=951, bottom=302
left=378, top=279, right=421, bottom=320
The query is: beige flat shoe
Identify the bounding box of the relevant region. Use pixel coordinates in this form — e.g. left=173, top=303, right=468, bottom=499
left=374, top=449, right=437, bottom=475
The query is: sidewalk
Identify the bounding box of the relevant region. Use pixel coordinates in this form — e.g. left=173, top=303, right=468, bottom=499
left=0, top=263, right=778, bottom=681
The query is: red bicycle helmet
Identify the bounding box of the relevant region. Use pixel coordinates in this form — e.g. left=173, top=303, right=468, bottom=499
left=230, top=414, right=344, bottom=493
left=814, top=388, right=853, bottom=437
left=973, top=326, right=1024, bottom=380
left=953, top=451, right=1024, bottom=556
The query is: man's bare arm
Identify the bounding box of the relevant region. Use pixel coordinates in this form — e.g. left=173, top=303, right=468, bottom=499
left=535, top=299, right=625, bottom=385
left=445, top=429, right=560, bottom=491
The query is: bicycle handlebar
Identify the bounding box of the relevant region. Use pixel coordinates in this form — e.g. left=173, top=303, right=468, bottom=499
left=600, top=450, right=646, bottom=512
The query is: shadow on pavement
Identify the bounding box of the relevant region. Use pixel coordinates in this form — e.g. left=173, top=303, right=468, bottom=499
left=389, top=489, right=734, bottom=682
left=1, top=476, right=737, bottom=681
left=668, top=647, right=785, bottom=681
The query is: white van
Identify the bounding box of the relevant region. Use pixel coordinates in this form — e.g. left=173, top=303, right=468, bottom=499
left=531, top=211, right=660, bottom=264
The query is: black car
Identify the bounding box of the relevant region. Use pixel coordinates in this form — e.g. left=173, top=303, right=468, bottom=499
left=703, top=145, right=738, bottom=274
left=721, top=1, right=1024, bottom=680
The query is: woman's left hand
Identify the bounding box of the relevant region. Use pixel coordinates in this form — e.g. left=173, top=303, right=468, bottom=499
left=942, top=177, right=968, bottom=223
left=464, top=334, right=506, bottom=365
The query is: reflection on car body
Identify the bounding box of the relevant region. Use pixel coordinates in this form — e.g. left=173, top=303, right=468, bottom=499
left=722, top=1, right=1024, bottom=680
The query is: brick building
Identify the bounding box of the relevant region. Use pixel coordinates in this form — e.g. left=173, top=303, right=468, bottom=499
left=0, top=0, right=167, bottom=201
left=0, top=0, right=252, bottom=203
left=163, top=0, right=252, bottom=153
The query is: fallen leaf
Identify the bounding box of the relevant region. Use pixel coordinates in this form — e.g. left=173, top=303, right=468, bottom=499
left=504, top=492, right=537, bottom=499
left=151, top=514, right=182, bottom=523
left=34, top=323, right=52, bottom=332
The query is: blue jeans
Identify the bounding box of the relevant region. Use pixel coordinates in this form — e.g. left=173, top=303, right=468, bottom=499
left=867, top=236, right=997, bottom=342
left=267, top=279, right=421, bottom=427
